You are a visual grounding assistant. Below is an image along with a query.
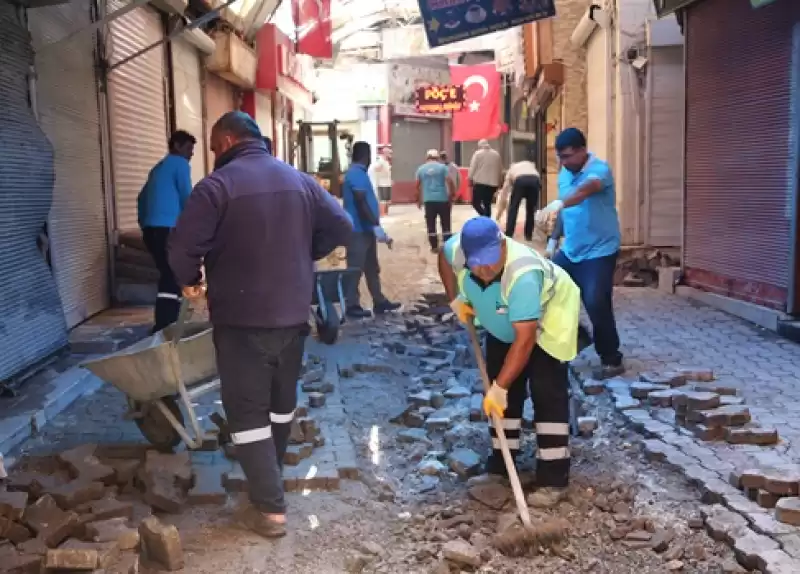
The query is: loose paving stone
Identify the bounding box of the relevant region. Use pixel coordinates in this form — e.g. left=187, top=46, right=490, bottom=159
left=443, top=385, right=470, bottom=399
left=701, top=505, right=750, bottom=543
left=758, top=490, right=781, bottom=509
left=188, top=466, right=229, bottom=506
left=630, top=382, right=670, bottom=399
left=58, top=444, right=116, bottom=486
left=49, top=480, right=106, bottom=510
left=648, top=389, right=679, bottom=407
left=582, top=379, right=606, bottom=395
left=308, top=392, right=326, bottom=408
left=397, top=429, right=431, bottom=444
left=468, top=483, right=509, bottom=510
left=430, top=392, right=446, bottom=409
left=139, top=516, right=184, bottom=571
left=764, top=470, right=800, bottom=496
left=408, top=390, right=433, bottom=408
left=0, top=516, right=33, bottom=544
left=142, top=469, right=186, bottom=514
left=87, top=497, right=134, bottom=521
left=759, top=549, right=800, bottom=574
left=417, top=460, right=447, bottom=476
left=442, top=539, right=481, bottom=567
left=577, top=416, right=598, bottom=436
left=685, top=392, right=721, bottom=412
left=45, top=546, right=98, bottom=570
left=613, top=394, right=641, bottom=411
left=676, top=367, right=715, bottom=382
left=0, top=491, right=28, bottom=520
left=639, top=371, right=688, bottom=387
left=469, top=394, right=484, bottom=422
left=739, top=468, right=768, bottom=490
left=776, top=498, right=800, bottom=526
left=283, top=444, right=313, bottom=466
left=726, top=427, right=779, bottom=446
left=447, top=449, right=481, bottom=478
left=732, top=529, right=780, bottom=571
left=23, top=494, right=79, bottom=548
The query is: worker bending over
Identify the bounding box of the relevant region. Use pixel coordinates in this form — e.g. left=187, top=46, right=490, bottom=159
left=438, top=217, right=580, bottom=507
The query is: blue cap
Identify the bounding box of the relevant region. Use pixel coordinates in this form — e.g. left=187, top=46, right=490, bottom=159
left=461, top=217, right=504, bottom=267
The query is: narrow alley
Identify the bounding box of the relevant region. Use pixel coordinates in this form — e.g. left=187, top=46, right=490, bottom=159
left=4, top=207, right=770, bottom=574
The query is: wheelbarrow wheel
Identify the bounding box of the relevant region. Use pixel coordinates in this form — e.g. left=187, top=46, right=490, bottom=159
left=315, top=299, right=340, bottom=345
left=132, top=397, right=184, bottom=452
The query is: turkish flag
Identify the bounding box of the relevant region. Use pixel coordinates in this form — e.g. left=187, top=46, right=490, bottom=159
left=291, top=0, right=332, bottom=59
left=450, top=63, right=502, bottom=142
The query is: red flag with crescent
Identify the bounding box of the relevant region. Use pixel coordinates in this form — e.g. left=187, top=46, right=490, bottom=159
left=450, top=63, right=502, bottom=142
left=291, top=0, right=332, bottom=59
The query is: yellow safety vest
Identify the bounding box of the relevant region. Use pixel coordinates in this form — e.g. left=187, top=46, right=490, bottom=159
left=451, top=237, right=581, bottom=362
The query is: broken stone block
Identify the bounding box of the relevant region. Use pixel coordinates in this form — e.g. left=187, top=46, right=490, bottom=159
left=139, top=516, right=184, bottom=571
left=692, top=424, right=725, bottom=441
left=7, top=472, right=59, bottom=499
left=577, top=416, right=598, bottom=437
left=85, top=517, right=139, bottom=550
left=297, top=417, right=319, bottom=442
left=87, top=498, right=134, bottom=522
left=49, top=480, right=105, bottom=510
left=143, top=451, right=193, bottom=490
left=582, top=379, right=606, bottom=395
left=307, top=392, right=326, bottom=408
left=630, top=382, right=669, bottom=400
left=776, top=498, right=800, bottom=526
left=650, top=529, right=675, bottom=552
left=698, top=405, right=751, bottom=428
left=739, top=468, right=767, bottom=490
left=0, top=491, right=28, bottom=520
left=408, top=390, right=433, bottom=408
left=648, top=389, right=678, bottom=408
left=758, top=490, right=781, bottom=509
left=59, top=445, right=116, bottom=486
left=684, top=392, right=721, bottom=412
left=23, top=494, right=78, bottom=548
left=302, top=367, right=325, bottom=384
left=447, top=449, right=481, bottom=478
left=106, top=553, right=140, bottom=574
left=404, top=411, right=425, bottom=428
left=430, top=392, right=446, bottom=409
left=397, top=428, right=430, bottom=444
left=17, top=538, right=48, bottom=556
left=468, top=483, right=509, bottom=510
left=442, top=539, right=481, bottom=567
left=726, top=427, right=779, bottom=446
left=444, top=386, right=471, bottom=399
left=60, top=538, right=121, bottom=569
left=676, top=367, right=714, bottom=382
left=469, top=394, right=484, bottom=422
left=639, top=371, right=687, bottom=387
left=302, top=380, right=334, bottom=394
left=142, top=470, right=187, bottom=514
left=106, top=460, right=141, bottom=487
left=288, top=419, right=306, bottom=444
left=764, top=469, right=800, bottom=496
left=0, top=517, right=33, bottom=544
left=283, top=444, right=313, bottom=466
left=417, top=460, right=446, bottom=476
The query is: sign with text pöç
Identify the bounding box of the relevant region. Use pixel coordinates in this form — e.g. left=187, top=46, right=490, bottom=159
left=415, top=84, right=465, bottom=113
left=417, top=0, right=555, bottom=49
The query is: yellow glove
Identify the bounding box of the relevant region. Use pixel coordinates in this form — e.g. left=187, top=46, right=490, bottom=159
left=449, top=298, right=475, bottom=325
left=483, top=382, right=508, bottom=419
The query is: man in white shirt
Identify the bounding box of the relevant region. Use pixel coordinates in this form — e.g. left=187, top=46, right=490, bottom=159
left=369, top=145, right=393, bottom=207
left=439, top=150, right=462, bottom=195
left=468, top=139, right=503, bottom=218
left=495, top=146, right=541, bottom=240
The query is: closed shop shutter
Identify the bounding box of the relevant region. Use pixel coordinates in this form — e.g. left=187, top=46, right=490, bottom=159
left=646, top=45, right=683, bottom=248
left=586, top=28, right=608, bottom=160
left=29, top=0, right=110, bottom=328
left=684, top=0, right=797, bottom=307
left=171, top=37, right=207, bottom=182
left=204, top=72, right=236, bottom=168
left=0, top=6, right=68, bottom=379
left=544, top=94, right=562, bottom=204
left=107, top=1, right=167, bottom=232
left=392, top=118, right=442, bottom=203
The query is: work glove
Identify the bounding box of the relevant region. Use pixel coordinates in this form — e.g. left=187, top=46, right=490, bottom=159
left=449, top=297, right=475, bottom=325
left=534, top=199, right=564, bottom=227
left=545, top=238, right=558, bottom=259
left=373, top=226, right=390, bottom=243
left=483, top=382, right=508, bottom=419
left=495, top=195, right=508, bottom=223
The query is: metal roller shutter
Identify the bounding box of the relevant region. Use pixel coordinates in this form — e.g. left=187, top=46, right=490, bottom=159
left=107, top=1, right=168, bottom=232
left=0, top=5, right=68, bottom=379
left=171, top=37, right=207, bottom=182
left=204, top=72, right=237, bottom=168
left=392, top=118, right=442, bottom=183
left=586, top=28, right=608, bottom=160
left=29, top=0, right=110, bottom=328
left=646, top=45, right=683, bottom=248
left=684, top=0, right=796, bottom=305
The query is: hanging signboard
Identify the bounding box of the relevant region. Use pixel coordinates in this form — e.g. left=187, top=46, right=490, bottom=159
left=652, top=0, right=701, bottom=18
left=750, top=0, right=778, bottom=7
left=417, top=0, right=555, bottom=48
left=415, top=84, right=465, bottom=113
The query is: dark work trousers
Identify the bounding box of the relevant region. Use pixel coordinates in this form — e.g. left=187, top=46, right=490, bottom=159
left=424, top=201, right=452, bottom=250
left=505, top=175, right=540, bottom=240
left=485, top=334, right=570, bottom=487
left=377, top=186, right=392, bottom=202
left=345, top=231, right=387, bottom=310
left=471, top=183, right=497, bottom=218
left=553, top=250, right=623, bottom=367
left=142, top=226, right=181, bottom=333
left=213, top=324, right=308, bottom=515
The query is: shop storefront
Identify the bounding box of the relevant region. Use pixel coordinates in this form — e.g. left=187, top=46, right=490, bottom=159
left=29, top=1, right=110, bottom=328
left=106, top=1, right=169, bottom=233
left=679, top=0, right=799, bottom=311
left=390, top=105, right=446, bottom=204
left=204, top=71, right=239, bottom=166
left=0, top=3, right=69, bottom=379
left=255, top=23, right=313, bottom=165
left=171, top=36, right=210, bottom=180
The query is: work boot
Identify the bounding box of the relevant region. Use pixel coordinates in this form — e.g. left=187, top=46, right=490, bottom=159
left=238, top=507, right=287, bottom=539
left=527, top=487, right=567, bottom=509
left=592, top=363, right=625, bottom=380
left=373, top=300, right=401, bottom=315
left=346, top=306, right=372, bottom=319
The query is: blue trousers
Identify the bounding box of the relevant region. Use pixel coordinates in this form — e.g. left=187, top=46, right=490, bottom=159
left=553, top=250, right=623, bottom=367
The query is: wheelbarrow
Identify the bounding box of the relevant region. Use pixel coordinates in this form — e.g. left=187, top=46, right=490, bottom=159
left=81, top=300, right=219, bottom=452
left=311, top=267, right=360, bottom=345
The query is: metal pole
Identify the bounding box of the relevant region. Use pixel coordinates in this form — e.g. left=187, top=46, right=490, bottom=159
left=109, top=0, right=241, bottom=72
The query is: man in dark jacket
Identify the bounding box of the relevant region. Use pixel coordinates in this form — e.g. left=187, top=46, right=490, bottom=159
left=168, top=112, right=352, bottom=539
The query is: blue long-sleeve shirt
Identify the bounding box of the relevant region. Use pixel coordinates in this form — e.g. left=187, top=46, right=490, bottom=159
left=137, top=154, right=193, bottom=229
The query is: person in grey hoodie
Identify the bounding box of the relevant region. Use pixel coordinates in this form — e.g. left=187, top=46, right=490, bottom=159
left=168, top=111, right=352, bottom=539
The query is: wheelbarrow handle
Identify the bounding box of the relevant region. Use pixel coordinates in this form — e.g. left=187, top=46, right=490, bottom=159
left=171, top=298, right=192, bottom=344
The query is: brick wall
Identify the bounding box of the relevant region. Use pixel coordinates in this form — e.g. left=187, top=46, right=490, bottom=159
left=552, top=0, right=593, bottom=133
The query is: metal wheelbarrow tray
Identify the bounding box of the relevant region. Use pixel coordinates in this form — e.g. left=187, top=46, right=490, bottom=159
left=311, top=267, right=360, bottom=344
left=81, top=320, right=219, bottom=451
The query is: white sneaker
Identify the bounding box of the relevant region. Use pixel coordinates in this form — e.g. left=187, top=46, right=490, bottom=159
left=527, top=487, right=568, bottom=509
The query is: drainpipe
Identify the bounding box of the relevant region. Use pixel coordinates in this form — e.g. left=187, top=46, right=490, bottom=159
left=679, top=10, right=688, bottom=275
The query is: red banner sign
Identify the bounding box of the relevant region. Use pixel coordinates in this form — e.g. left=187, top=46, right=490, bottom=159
left=415, top=84, right=465, bottom=114
left=292, top=0, right=333, bottom=59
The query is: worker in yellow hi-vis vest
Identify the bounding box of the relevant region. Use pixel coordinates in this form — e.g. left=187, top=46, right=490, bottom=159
left=437, top=216, right=581, bottom=508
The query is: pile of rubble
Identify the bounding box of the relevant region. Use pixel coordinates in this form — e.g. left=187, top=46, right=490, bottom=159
left=615, top=248, right=680, bottom=288
left=1, top=444, right=190, bottom=572
left=586, top=367, right=779, bottom=446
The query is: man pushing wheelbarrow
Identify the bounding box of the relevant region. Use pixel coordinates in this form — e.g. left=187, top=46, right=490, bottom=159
left=168, top=112, right=352, bottom=538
